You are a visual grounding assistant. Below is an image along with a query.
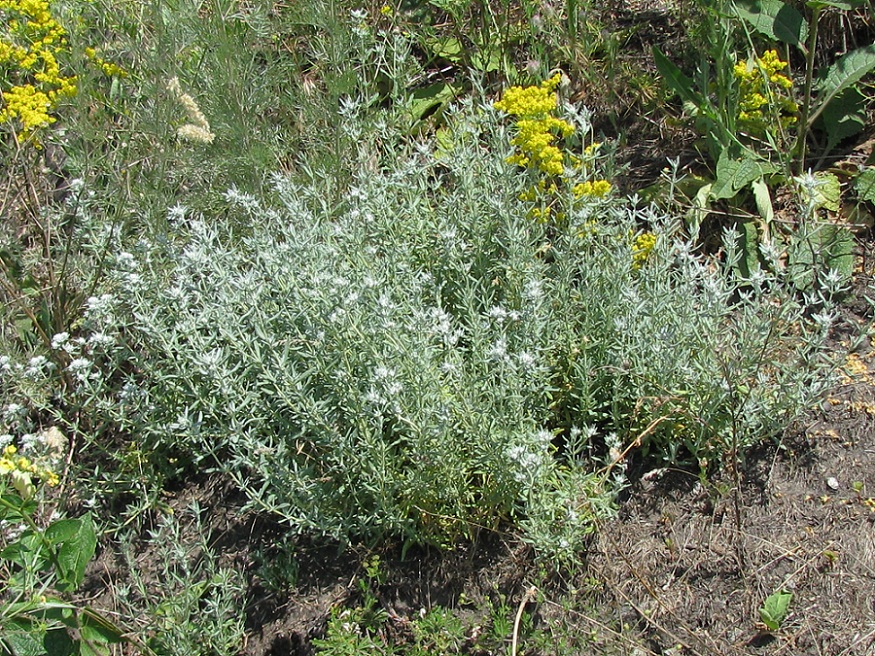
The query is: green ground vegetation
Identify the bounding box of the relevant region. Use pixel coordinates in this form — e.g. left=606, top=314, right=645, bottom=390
left=1, top=0, right=873, bottom=653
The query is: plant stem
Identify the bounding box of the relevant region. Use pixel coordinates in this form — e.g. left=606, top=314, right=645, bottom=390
left=0, top=494, right=65, bottom=585
left=795, top=6, right=821, bottom=174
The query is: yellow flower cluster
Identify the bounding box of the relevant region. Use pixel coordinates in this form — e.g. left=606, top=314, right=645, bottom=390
left=0, top=0, right=78, bottom=139
left=85, top=46, right=127, bottom=78
left=0, top=444, right=59, bottom=500
left=494, top=74, right=575, bottom=176
left=497, top=74, right=614, bottom=225
left=632, top=231, right=657, bottom=269
left=734, top=49, right=797, bottom=136
left=573, top=179, right=612, bottom=198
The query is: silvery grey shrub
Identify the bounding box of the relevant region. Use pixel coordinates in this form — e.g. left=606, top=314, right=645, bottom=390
left=57, top=96, right=839, bottom=561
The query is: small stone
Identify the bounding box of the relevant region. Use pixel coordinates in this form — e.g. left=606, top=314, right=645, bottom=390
left=827, top=477, right=840, bottom=490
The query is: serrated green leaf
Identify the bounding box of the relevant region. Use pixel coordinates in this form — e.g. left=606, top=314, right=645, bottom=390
left=855, top=169, right=875, bottom=203
left=759, top=589, right=793, bottom=630
left=814, top=44, right=875, bottom=126
left=46, top=514, right=96, bottom=591
left=712, top=152, right=777, bottom=200
left=0, top=616, right=48, bottom=656
left=788, top=223, right=854, bottom=290
left=733, top=0, right=808, bottom=49
left=821, top=86, right=867, bottom=149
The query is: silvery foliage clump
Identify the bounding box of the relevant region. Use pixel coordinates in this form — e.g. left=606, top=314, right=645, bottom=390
left=73, top=95, right=840, bottom=560
left=0, top=180, right=126, bottom=441
left=116, top=503, right=246, bottom=656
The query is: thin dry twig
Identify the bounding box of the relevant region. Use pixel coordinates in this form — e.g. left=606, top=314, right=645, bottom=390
left=510, top=585, right=537, bottom=656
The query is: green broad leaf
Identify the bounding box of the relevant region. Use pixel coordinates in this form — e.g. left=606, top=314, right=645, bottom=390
left=471, top=46, right=502, bottom=73
left=821, top=86, right=867, bottom=150
left=759, top=589, right=793, bottom=630
left=712, top=151, right=777, bottom=200
left=733, top=0, right=808, bottom=49
left=807, top=0, right=863, bottom=9
left=79, top=609, right=127, bottom=647
left=406, top=83, right=457, bottom=125
left=811, top=172, right=842, bottom=212
left=45, top=518, right=82, bottom=543
left=43, top=629, right=78, bottom=656
left=45, top=514, right=97, bottom=591
left=736, top=221, right=763, bottom=278
left=788, top=223, right=854, bottom=290
left=653, top=47, right=703, bottom=108
left=855, top=168, right=875, bottom=203
left=814, top=44, right=875, bottom=126
left=684, top=181, right=713, bottom=242
left=423, top=36, right=464, bottom=63
left=751, top=178, right=774, bottom=224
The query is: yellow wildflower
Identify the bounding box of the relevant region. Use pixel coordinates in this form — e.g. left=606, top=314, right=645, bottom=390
left=573, top=179, right=612, bottom=198
left=632, top=231, right=657, bottom=269
left=583, top=142, right=601, bottom=156
left=734, top=49, right=797, bottom=137
left=0, top=0, right=77, bottom=140
left=0, top=452, right=13, bottom=474
left=0, top=443, right=59, bottom=497
left=0, top=84, right=55, bottom=131
left=494, top=73, right=562, bottom=117
left=494, top=74, right=575, bottom=176
left=85, top=46, right=127, bottom=77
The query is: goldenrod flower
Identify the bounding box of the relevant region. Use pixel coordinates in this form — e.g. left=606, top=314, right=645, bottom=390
left=494, top=74, right=575, bottom=177
left=496, top=74, right=613, bottom=225
left=85, top=46, right=127, bottom=77
left=632, top=231, right=657, bottom=269
left=0, top=0, right=77, bottom=140
left=734, top=49, right=797, bottom=137
left=0, top=83, right=54, bottom=131
left=573, top=179, right=612, bottom=198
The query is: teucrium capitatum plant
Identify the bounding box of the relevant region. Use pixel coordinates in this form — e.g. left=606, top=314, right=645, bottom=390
left=74, top=96, right=838, bottom=561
